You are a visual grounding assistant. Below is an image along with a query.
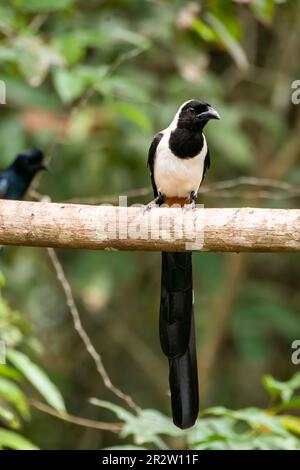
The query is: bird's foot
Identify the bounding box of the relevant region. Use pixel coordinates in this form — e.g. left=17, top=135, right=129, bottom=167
left=184, top=191, right=197, bottom=211
left=142, top=193, right=165, bottom=214
left=142, top=200, right=157, bottom=214
left=184, top=201, right=196, bottom=211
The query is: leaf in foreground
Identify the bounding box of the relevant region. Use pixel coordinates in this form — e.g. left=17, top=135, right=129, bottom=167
left=7, top=349, right=66, bottom=413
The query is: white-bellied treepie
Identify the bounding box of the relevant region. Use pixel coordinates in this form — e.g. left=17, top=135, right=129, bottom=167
left=147, top=99, right=220, bottom=429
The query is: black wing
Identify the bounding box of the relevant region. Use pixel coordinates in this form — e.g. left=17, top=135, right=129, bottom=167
left=201, top=146, right=210, bottom=184
left=0, top=176, right=8, bottom=199
left=147, top=132, right=163, bottom=197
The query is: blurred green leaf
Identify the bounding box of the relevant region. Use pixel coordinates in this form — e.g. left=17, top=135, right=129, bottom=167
left=251, top=0, right=287, bottom=24
left=263, top=373, right=300, bottom=404
left=90, top=399, right=180, bottom=449
left=205, top=105, right=253, bottom=168
left=105, top=25, right=150, bottom=50
left=0, top=47, right=17, bottom=62
left=53, top=31, right=107, bottom=65
left=7, top=349, right=66, bottom=413
left=0, top=429, right=38, bottom=450
left=0, top=75, right=59, bottom=109
left=13, top=36, right=65, bottom=86
left=188, top=416, right=260, bottom=450
left=186, top=404, right=299, bottom=450
left=90, top=398, right=133, bottom=422
left=192, top=19, right=217, bottom=42
left=0, top=377, right=30, bottom=419
left=281, top=415, right=300, bottom=436
left=14, top=0, right=74, bottom=12
left=205, top=13, right=248, bottom=71
left=0, top=116, right=26, bottom=166
left=0, top=272, right=5, bottom=288
left=0, top=6, right=20, bottom=32
left=204, top=406, right=287, bottom=436
left=0, top=406, right=19, bottom=429
left=98, top=76, right=149, bottom=103
left=252, top=434, right=300, bottom=450
left=251, top=0, right=275, bottom=22
left=104, top=445, right=148, bottom=450
left=272, top=397, right=300, bottom=413
left=53, top=68, right=87, bottom=104
left=187, top=416, right=238, bottom=445
left=0, top=364, right=22, bottom=382
left=121, top=409, right=182, bottom=442
left=111, top=101, right=153, bottom=133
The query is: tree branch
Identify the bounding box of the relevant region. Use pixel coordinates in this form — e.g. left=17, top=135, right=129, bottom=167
left=47, top=247, right=141, bottom=415
left=0, top=201, right=299, bottom=252
left=31, top=400, right=122, bottom=433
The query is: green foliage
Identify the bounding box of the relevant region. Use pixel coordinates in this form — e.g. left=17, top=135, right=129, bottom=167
left=0, top=273, right=65, bottom=449
left=263, top=373, right=300, bottom=407
left=7, top=350, right=66, bottom=413
left=53, top=69, right=86, bottom=104
left=92, top=373, right=300, bottom=450
left=0, top=377, right=29, bottom=420
left=19, top=0, right=74, bottom=12
left=251, top=0, right=287, bottom=24
left=0, top=429, right=38, bottom=450
left=91, top=399, right=182, bottom=449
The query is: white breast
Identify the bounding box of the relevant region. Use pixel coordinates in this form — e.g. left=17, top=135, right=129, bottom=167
left=154, top=131, right=207, bottom=198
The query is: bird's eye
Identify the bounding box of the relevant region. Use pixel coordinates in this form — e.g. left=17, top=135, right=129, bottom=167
left=190, top=108, right=196, bottom=114
left=196, top=104, right=207, bottom=114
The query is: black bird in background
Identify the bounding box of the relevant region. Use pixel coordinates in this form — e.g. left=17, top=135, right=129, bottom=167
left=147, top=99, right=220, bottom=428
left=0, top=148, right=45, bottom=200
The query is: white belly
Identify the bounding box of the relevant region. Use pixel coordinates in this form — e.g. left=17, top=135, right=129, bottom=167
left=154, top=133, right=207, bottom=198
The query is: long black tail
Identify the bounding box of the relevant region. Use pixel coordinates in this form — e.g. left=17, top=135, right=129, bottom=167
left=160, top=252, right=199, bottom=429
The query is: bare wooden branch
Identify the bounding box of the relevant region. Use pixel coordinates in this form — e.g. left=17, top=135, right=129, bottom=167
left=47, top=247, right=141, bottom=415
left=0, top=200, right=299, bottom=252
left=31, top=400, right=122, bottom=433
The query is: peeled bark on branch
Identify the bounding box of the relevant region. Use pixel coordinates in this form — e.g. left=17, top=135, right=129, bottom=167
left=0, top=200, right=299, bottom=252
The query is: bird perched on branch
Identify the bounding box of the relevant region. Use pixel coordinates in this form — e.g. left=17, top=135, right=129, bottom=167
left=147, top=99, right=220, bottom=429
left=0, top=148, right=45, bottom=200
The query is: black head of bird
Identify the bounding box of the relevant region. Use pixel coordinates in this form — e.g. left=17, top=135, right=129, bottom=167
left=0, top=148, right=46, bottom=200
left=176, top=99, right=220, bottom=131
left=12, top=148, right=46, bottom=177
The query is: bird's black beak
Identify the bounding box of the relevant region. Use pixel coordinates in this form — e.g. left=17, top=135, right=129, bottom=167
left=197, top=106, right=220, bottom=121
